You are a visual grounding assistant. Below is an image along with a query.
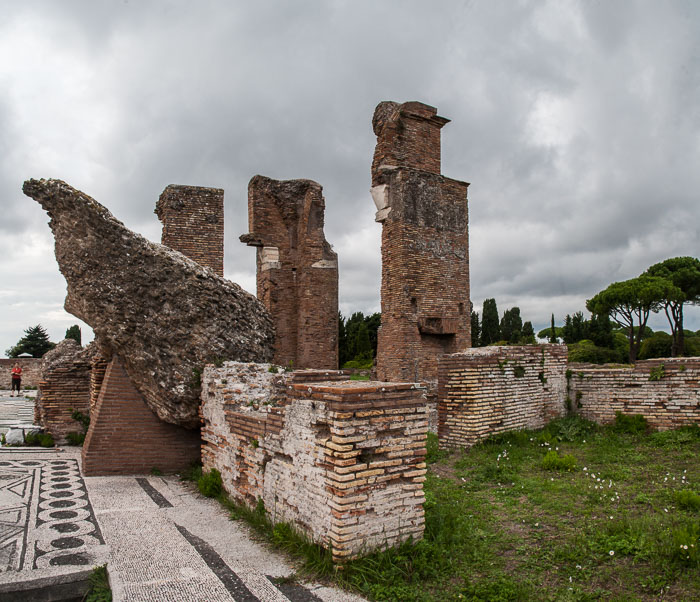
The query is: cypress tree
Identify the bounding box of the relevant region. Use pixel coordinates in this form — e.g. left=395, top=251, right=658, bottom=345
left=470, top=311, right=481, bottom=347
left=481, top=299, right=500, bottom=345
left=65, top=325, right=82, bottom=346
left=549, top=314, right=557, bottom=343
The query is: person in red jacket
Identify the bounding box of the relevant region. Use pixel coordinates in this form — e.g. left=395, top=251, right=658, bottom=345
left=10, top=363, right=22, bottom=397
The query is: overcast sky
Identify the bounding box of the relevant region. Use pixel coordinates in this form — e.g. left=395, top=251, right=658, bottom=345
left=1, top=0, right=699, bottom=355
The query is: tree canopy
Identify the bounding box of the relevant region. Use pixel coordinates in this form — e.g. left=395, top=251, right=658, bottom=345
left=645, top=256, right=700, bottom=356
left=480, top=298, right=500, bottom=345
left=6, top=324, right=56, bottom=358
left=586, top=275, right=681, bottom=362
left=65, top=324, right=82, bottom=346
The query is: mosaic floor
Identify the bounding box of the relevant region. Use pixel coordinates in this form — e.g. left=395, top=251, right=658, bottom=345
left=0, top=457, right=106, bottom=574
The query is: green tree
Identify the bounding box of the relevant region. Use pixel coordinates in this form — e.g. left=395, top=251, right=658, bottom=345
left=549, top=314, right=557, bottom=343
left=587, top=313, right=614, bottom=349
left=521, top=321, right=535, bottom=344
left=338, top=313, right=348, bottom=367
left=481, top=299, right=500, bottom=345
left=470, top=311, right=481, bottom=347
left=365, top=312, right=381, bottom=358
left=65, top=324, right=82, bottom=346
left=586, top=275, right=680, bottom=363
left=500, top=307, right=523, bottom=343
left=6, top=324, right=56, bottom=358
left=354, top=322, right=373, bottom=361
left=645, top=256, right=700, bottom=356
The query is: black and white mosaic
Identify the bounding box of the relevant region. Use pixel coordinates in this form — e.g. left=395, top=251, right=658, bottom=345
left=0, top=458, right=104, bottom=572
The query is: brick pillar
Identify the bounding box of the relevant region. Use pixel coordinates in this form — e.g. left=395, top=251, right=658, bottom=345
left=82, top=356, right=200, bottom=476
left=371, top=101, right=471, bottom=385
left=155, top=185, right=224, bottom=276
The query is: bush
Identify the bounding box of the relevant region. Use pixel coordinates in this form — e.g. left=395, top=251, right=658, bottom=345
left=675, top=490, right=700, bottom=512
left=568, top=340, right=625, bottom=364
left=342, top=358, right=373, bottom=370
left=613, top=412, right=648, bottom=434
left=39, top=433, right=55, bottom=447
left=66, top=432, right=86, bottom=446
left=541, top=450, right=576, bottom=471
left=639, top=332, right=672, bottom=359
left=197, top=468, right=222, bottom=498
left=24, top=432, right=39, bottom=446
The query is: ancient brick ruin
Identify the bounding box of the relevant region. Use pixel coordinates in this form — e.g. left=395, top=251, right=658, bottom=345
left=34, top=340, right=94, bottom=445
left=438, top=345, right=568, bottom=449
left=569, top=358, right=700, bottom=430
left=201, top=363, right=427, bottom=562
left=371, top=101, right=471, bottom=385
left=241, top=176, right=339, bottom=370
left=155, top=184, right=224, bottom=276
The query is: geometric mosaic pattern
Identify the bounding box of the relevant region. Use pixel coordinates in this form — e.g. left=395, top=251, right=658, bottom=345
left=0, top=459, right=103, bottom=572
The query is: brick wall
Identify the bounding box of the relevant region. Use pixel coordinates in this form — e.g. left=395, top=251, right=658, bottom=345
left=82, top=356, right=200, bottom=476
left=371, top=101, right=470, bottom=385
left=1, top=358, right=42, bottom=388
left=201, top=362, right=426, bottom=562
left=241, top=176, right=338, bottom=370
left=155, top=184, right=224, bottom=276
left=569, top=358, right=700, bottom=430
left=35, top=355, right=92, bottom=443
left=438, top=345, right=568, bottom=449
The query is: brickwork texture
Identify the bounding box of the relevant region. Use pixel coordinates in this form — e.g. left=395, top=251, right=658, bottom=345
left=155, top=184, right=224, bottom=276
left=438, top=345, right=569, bottom=449
left=201, top=362, right=426, bottom=562
left=372, top=101, right=470, bottom=385
left=82, top=356, right=200, bottom=476
left=241, top=176, right=338, bottom=370
left=569, top=358, right=700, bottom=430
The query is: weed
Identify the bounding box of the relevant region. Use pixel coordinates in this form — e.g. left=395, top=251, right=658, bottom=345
left=538, top=371, right=547, bottom=384
left=25, top=432, right=54, bottom=447
left=250, top=438, right=259, bottom=449
left=150, top=467, right=163, bottom=476
left=675, top=489, right=700, bottom=511
left=84, top=564, right=111, bottom=601
left=190, top=365, right=202, bottom=389
left=679, top=364, right=686, bottom=372
left=268, top=364, right=280, bottom=373
left=565, top=369, right=573, bottom=381
left=221, top=378, right=228, bottom=385
left=71, top=408, right=90, bottom=431
left=670, top=521, right=699, bottom=566
left=613, top=412, right=648, bottom=434
left=541, top=450, right=577, bottom=471
left=649, top=364, right=666, bottom=381
left=197, top=468, right=222, bottom=498
left=426, top=432, right=448, bottom=465
left=66, top=432, right=85, bottom=446
left=513, top=364, right=525, bottom=378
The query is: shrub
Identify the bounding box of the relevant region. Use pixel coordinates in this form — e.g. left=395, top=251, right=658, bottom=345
left=541, top=450, right=576, bottom=471
left=675, top=490, right=700, bottom=512
left=648, top=364, right=665, bottom=381
left=568, top=340, right=624, bottom=364
left=39, top=433, right=54, bottom=447
left=24, top=432, right=39, bottom=446
left=613, top=412, right=648, bottom=434
left=66, top=432, right=86, bottom=446
left=639, top=332, right=672, bottom=360
left=197, top=468, right=222, bottom=498
left=342, top=358, right=373, bottom=370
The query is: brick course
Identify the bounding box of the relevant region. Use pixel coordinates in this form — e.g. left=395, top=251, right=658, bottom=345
left=438, top=346, right=568, bottom=449
left=241, top=176, right=338, bottom=370
left=569, top=358, right=700, bottom=430
left=82, top=356, right=200, bottom=476
left=155, top=184, right=224, bottom=276
left=372, top=102, right=470, bottom=385
left=201, top=362, right=426, bottom=562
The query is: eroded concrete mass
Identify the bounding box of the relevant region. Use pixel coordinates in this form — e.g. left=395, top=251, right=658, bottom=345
left=23, top=178, right=275, bottom=428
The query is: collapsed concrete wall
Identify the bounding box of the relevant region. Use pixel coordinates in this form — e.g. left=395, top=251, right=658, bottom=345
left=371, top=101, right=471, bottom=385
left=201, top=363, right=427, bottom=562
left=241, top=176, right=338, bottom=370
left=35, top=340, right=95, bottom=444
left=569, top=358, right=700, bottom=430
left=23, top=178, right=274, bottom=428
left=155, top=184, right=224, bottom=277
left=438, top=345, right=568, bottom=449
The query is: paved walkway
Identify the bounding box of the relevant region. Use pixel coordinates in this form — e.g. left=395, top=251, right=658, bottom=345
left=0, top=389, right=36, bottom=435
left=0, top=391, right=365, bottom=602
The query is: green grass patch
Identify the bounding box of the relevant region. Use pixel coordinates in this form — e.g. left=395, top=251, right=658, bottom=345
left=197, top=468, right=222, bottom=498
left=84, top=564, right=111, bottom=601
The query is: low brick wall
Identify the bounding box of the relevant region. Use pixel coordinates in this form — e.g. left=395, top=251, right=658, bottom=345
left=201, top=362, right=427, bottom=562
left=82, top=356, right=200, bottom=476
left=1, top=358, right=42, bottom=389
left=569, top=358, right=700, bottom=430
left=438, top=345, right=568, bottom=449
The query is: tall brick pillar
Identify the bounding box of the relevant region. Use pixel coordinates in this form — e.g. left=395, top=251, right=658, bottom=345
left=240, top=176, right=338, bottom=370
left=371, top=101, right=471, bottom=385
left=155, top=185, right=224, bottom=276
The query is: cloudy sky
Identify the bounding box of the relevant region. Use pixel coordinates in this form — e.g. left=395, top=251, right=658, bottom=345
left=1, top=0, right=699, bottom=354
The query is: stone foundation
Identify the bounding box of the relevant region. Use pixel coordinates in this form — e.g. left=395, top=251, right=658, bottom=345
left=569, top=358, right=700, bottom=430
left=82, top=356, right=200, bottom=476
left=438, top=345, right=568, bottom=448
left=201, top=362, right=427, bottom=562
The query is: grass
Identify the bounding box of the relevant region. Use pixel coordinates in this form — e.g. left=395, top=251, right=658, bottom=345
left=186, top=418, right=700, bottom=601
left=84, top=564, right=111, bottom=601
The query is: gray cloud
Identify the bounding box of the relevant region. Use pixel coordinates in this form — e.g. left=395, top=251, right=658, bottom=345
left=2, top=0, right=699, bottom=355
